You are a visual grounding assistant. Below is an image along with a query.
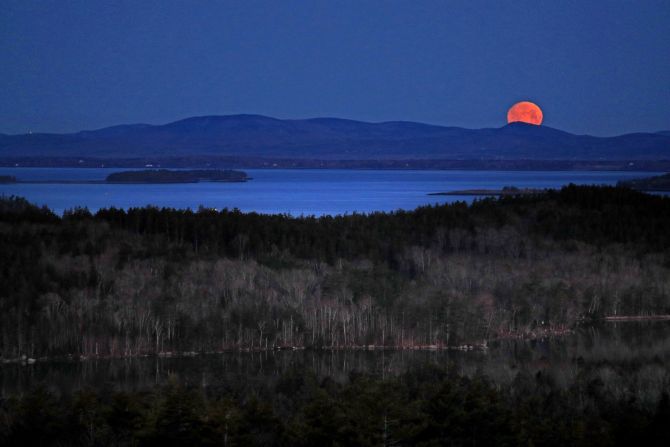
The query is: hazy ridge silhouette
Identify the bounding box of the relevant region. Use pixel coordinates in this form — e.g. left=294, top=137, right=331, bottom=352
left=1, top=114, right=669, bottom=160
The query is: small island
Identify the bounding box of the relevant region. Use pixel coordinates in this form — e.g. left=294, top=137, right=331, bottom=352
left=429, top=186, right=545, bottom=196
left=618, top=172, right=670, bottom=191
left=105, top=169, right=250, bottom=183
left=0, top=175, right=17, bottom=183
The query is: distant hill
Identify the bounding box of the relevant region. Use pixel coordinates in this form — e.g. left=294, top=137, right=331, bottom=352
left=1, top=114, right=669, bottom=161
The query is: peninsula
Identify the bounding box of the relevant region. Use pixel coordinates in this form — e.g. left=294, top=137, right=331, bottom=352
left=618, top=172, right=670, bottom=191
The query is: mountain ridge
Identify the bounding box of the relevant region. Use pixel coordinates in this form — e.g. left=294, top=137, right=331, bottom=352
left=1, top=115, right=669, bottom=161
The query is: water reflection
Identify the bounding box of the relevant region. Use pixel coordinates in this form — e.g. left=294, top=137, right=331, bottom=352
left=2, top=322, right=669, bottom=403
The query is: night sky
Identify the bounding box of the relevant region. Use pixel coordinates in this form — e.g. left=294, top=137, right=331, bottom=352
left=1, top=0, right=669, bottom=136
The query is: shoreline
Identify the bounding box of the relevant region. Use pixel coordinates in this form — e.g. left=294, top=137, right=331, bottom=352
left=0, top=329, right=576, bottom=365
left=3, top=317, right=669, bottom=365
left=0, top=344, right=490, bottom=365
left=604, top=315, right=670, bottom=321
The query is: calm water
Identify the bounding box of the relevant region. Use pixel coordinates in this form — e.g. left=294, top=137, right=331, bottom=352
left=2, top=322, right=669, bottom=403
left=0, top=168, right=661, bottom=215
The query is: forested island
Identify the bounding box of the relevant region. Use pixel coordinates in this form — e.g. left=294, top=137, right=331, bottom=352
left=618, top=172, right=670, bottom=191
left=2, top=186, right=670, bottom=445
left=0, top=170, right=249, bottom=184
left=105, top=169, right=249, bottom=183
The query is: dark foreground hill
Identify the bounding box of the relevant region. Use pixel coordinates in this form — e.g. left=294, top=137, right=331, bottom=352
left=1, top=114, right=669, bottom=161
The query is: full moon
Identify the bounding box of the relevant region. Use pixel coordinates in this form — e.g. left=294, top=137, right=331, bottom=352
left=507, top=101, right=543, bottom=125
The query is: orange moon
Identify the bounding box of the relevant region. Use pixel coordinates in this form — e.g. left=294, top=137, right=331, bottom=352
left=507, top=101, right=543, bottom=125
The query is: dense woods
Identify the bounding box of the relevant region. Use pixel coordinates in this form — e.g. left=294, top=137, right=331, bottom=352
left=1, top=366, right=669, bottom=446
left=1, top=185, right=670, bottom=360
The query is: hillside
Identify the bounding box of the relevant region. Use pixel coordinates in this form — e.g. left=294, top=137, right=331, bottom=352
left=1, top=115, right=669, bottom=161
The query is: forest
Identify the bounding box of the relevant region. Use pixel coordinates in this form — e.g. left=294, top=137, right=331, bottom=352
left=1, top=185, right=669, bottom=360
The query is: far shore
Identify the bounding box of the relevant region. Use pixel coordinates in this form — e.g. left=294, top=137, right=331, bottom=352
left=0, top=169, right=251, bottom=184
left=3, top=157, right=670, bottom=171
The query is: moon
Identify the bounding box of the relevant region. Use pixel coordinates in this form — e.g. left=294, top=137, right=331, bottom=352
left=507, top=101, right=543, bottom=125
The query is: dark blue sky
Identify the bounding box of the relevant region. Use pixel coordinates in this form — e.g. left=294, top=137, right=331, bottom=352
left=1, top=0, right=669, bottom=136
